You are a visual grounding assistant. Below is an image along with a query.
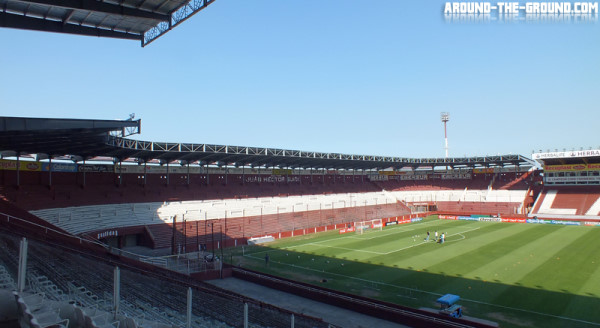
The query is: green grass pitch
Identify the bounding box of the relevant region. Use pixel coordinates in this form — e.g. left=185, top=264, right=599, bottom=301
left=230, top=216, right=600, bottom=328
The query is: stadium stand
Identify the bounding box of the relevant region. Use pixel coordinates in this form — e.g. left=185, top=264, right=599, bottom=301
left=29, top=192, right=399, bottom=234
left=528, top=150, right=600, bottom=221
left=3, top=166, right=532, bottom=251
left=0, top=230, right=330, bottom=328
left=491, top=171, right=534, bottom=190
left=374, top=173, right=493, bottom=191
left=530, top=187, right=600, bottom=218
left=2, top=172, right=384, bottom=211
left=0, top=116, right=539, bottom=327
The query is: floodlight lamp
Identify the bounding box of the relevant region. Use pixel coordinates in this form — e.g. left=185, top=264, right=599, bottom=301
left=440, top=112, right=450, bottom=122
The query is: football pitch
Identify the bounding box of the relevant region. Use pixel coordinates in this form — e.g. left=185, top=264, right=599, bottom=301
left=231, top=216, right=600, bottom=328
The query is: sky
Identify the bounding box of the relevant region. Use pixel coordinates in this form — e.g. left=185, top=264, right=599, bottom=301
left=1, top=0, right=599, bottom=159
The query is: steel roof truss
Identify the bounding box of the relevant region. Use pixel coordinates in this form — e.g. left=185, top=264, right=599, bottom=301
left=62, top=8, right=74, bottom=24
left=12, top=0, right=170, bottom=21
left=143, top=0, right=213, bottom=46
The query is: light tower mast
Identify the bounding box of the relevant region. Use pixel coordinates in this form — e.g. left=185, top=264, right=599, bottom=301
left=441, top=112, right=450, bottom=158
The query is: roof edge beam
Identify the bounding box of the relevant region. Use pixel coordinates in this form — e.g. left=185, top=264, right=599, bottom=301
left=0, top=12, right=142, bottom=40
left=12, top=0, right=170, bottom=21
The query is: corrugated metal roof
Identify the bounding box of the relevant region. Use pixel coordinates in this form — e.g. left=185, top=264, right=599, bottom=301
left=0, top=117, right=533, bottom=171
left=0, top=0, right=216, bottom=46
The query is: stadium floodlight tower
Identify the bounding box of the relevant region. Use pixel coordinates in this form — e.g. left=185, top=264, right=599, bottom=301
left=441, top=112, right=450, bottom=158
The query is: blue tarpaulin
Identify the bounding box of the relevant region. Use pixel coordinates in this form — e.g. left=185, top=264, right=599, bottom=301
left=436, top=294, right=460, bottom=306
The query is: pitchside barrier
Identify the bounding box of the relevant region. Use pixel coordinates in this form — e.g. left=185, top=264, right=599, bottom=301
left=142, top=212, right=426, bottom=253
left=240, top=214, right=424, bottom=238
left=438, top=214, right=600, bottom=226
left=247, top=235, right=276, bottom=245
left=232, top=267, right=498, bottom=328
left=112, top=212, right=430, bottom=254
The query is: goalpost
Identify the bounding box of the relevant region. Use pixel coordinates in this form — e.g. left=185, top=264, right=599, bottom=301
left=354, top=218, right=383, bottom=235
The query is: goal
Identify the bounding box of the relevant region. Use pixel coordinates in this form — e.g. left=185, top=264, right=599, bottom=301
left=354, top=219, right=383, bottom=235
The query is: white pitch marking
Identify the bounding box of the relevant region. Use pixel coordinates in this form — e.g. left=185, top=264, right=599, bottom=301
left=243, top=252, right=600, bottom=327
left=287, top=243, right=388, bottom=255
left=282, top=219, right=450, bottom=252
left=281, top=226, right=481, bottom=256
left=346, top=219, right=443, bottom=240
left=293, top=240, right=430, bottom=255
left=246, top=225, right=480, bottom=257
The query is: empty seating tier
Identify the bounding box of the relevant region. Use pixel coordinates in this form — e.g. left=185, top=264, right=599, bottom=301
left=530, top=187, right=600, bottom=219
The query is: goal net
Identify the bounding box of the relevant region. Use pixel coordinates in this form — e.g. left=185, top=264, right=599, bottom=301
left=354, top=219, right=383, bottom=235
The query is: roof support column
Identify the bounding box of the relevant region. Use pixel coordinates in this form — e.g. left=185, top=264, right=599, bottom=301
left=144, top=162, right=147, bottom=186
left=187, top=162, right=190, bottom=185
left=82, top=159, right=86, bottom=187
left=113, top=266, right=120, bottom=320
left=17, top=237, right=27, bottom=293
left=195, top=220, right=199, bottom=253
left=225, top=167, right=228, bottom=185
left=48, top=156, right=52, bottom=187
left=242, top=165, right=245, bottom=185
left=183, top=216, right=186, bottom=253
left=171, top=215, right=177, bottom=255
left=362, top=169, right=365, bottom=183
left=186, top=287, right=192, bottom=328
left=205, top=163, right=209, bottom=185
left=210, top=221, right=215, bottom=258
left=15, top=153, right=20, bottom=187
left=223, top=214, right=227, bottom=250
left=319, top=203, right=322, bottom=226
left=241, top=210, right=245, bottom=239
left=119, top=160, right=122, bottom=186
left=166, top=162, right=170, bottom=185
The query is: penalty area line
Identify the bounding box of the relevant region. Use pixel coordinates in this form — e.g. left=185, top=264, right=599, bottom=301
left=384, top=226, right=480, bottom=254
left=347, top=219, right=443, bottom=240
left=283, top=226, right=481, bottom=256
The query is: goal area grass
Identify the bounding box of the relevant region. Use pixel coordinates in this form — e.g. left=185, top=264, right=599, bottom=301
left=227, top=215, right=600, bottom=328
